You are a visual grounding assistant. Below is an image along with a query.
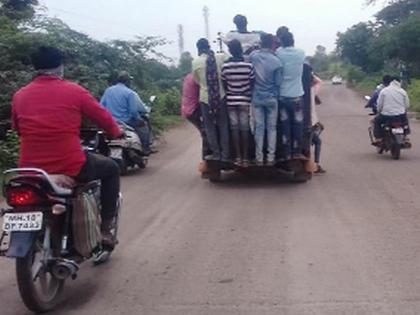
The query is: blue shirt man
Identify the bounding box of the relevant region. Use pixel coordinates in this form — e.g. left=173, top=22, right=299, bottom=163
left=275, top=31, right=306, bottom=159
left=249, top=47, right=282, bottom=103
left=276, top=41, right=305, bottom=98
left=249, top=35, right=282, bottom=165
left=101, top=72, right=147, bottom=125
left=101, top=72, right=151, bottom=153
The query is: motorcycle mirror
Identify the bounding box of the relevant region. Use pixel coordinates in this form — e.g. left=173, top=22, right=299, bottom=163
left=149, top=95, right=157, bottom=103
left=364, top=95, right=371, bottom=101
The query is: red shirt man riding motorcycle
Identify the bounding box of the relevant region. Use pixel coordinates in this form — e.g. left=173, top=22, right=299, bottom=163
left=12, top=46, right=123, bottom=250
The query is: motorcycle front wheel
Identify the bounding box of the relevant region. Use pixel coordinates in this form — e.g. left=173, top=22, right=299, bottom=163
left=16, top=240, right=64, bottom=313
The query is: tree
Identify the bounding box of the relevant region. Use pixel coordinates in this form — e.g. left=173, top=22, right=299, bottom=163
left=178, top=51, right=193, bottom=77
left=336, top=22, right=383, bottom=72
left=0, top=0, right=38, bottom=21
left=311, top=45, right=329, bottom=73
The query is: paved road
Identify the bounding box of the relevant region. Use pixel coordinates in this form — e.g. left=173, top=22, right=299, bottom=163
left=1, top=84, right=420, bottom=314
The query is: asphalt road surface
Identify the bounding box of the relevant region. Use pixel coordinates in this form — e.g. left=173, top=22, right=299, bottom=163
left=1, top=84, right=420, bottom=315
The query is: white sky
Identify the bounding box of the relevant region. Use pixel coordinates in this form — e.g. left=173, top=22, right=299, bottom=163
left=39, top=0, right=383, bottom=64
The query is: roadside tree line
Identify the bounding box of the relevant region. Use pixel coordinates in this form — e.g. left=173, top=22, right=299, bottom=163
left=0, top=0, right=187, bottom=169
left=335, top=0, right=420, bottom=109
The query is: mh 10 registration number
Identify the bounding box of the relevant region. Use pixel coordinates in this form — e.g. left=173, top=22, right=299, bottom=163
left=2, top=212, right=43, bottom=232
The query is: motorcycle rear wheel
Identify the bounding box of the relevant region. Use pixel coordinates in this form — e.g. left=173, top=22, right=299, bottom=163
left=391, top=144, right=401, bottom=160
left=16, top=241, right=64, bottom=313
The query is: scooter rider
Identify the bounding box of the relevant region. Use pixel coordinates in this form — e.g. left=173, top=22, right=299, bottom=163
left=101, top=71, right=151, bottom=155
left=12, top=46, right=123, bottom=249
left=373, top=76, right=411, bottom=144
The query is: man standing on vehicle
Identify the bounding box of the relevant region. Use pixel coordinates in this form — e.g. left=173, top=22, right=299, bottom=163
left=192, top=38, right=230, bottom=162
left=101, top=71, right=151, bottom=155
left=249, top=33, right=282, bottom=166
left=12, top=46, right=123, bottom=250
left=373, top=76, right=411, bottom=144
left=221, top=39, right=255, bottom=167
left=276, top=31, right=306, bottom=160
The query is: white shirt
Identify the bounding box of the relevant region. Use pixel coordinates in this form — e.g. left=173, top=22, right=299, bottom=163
left=377, top=81, right=410, bottom=116
left=222, top=31, right=260, bottom=54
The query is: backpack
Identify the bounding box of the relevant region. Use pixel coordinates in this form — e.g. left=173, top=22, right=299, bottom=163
left=72, top=190, right=102, bottom=257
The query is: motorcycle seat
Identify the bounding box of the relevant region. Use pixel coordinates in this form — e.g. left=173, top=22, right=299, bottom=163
left=4, top=168, right=74, bottom=197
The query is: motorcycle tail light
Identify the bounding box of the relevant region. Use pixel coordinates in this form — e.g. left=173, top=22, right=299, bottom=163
left=6, top=187, right=46, bottom=207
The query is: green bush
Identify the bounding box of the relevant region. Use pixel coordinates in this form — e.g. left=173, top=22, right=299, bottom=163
left=407, top=79, right=420, bottom=112
left=0, top=130, right=19, bottom=170
left=346, top=65, right=366, bottom=86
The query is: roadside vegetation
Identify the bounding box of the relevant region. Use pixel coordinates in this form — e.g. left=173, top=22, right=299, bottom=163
left=333, top=0, right=420, bottom=111
left=0, top=0, right=191, bottom=170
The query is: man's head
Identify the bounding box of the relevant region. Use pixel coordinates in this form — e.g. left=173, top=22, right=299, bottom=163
left=196, top=38, right=210, bottom=55
left=233, top=14, right=248, bottom=33
left=279, top=31, right=294, bottom=48
left=260, top=33, right=274, bottom=49
left=31, top=46, right=64, bottom=74
left=382, top=75, right=393, bottom=86
left=392, top=76, right=401, bottom=83
left=228, top=39, right=243, bottom=59
left=117, top=71, right=133, bottom=86
left=276, top=26, right=289, bottom=44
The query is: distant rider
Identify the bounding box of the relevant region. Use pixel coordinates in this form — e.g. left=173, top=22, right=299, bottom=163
left=12, top=46, right=123, bottom=250
left=101, top=71, right=151, bottom=155
left=373, top=76, right=410, bottom=144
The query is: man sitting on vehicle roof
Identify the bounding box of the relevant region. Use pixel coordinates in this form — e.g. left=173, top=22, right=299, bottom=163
left=222, top=14, right=261, bottom=56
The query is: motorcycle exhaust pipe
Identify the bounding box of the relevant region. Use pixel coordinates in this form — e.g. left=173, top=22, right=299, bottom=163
left=51, top=259, right=80, bottom=280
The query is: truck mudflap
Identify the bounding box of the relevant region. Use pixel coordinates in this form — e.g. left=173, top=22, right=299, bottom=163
left=6, top=231, right=38, bottom=258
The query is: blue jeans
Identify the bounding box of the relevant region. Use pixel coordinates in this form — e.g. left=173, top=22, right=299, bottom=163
left=279, top=97, right=304, bottom=159
left=253, top=98, right=278, bottom=162
left=127, top=119, right=151, bottom=153
left=312, top=133, right=322, bottom=163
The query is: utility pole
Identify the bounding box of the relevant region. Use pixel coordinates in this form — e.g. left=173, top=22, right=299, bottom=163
left=177, top=24, right=185, bottom=58
left=203, top=6, right=210, bottom=41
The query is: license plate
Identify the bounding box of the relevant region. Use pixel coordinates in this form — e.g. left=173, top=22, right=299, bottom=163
left=2, top=212, right=43, bottom=232
left=392, top=128, right=404, bottom=135
left=110, top=148, right=122, bottom=159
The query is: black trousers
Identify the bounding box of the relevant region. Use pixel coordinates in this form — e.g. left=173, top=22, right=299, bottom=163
left=187, top=107, right=211, bottom=159
left=373, top=114, right=409, bottom=139
left=77, top=153, right=120, bottom=220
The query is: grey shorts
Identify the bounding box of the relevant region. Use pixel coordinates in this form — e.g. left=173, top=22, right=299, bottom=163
left=227, top=106, right=250, bottom=131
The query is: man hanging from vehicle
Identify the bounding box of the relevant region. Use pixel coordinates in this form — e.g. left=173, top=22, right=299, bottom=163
left=192, top=38, right=230, bottom=162
left=276, top=31, right=306, bottom=160
left=101, top=71, right=151, bottom=155
left=12, top=46, right=123, bottom=251
left=221, top=39, right=255, bottom=167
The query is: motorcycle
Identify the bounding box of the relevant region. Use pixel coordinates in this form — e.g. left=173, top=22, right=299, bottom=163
left=369, top=118, right=411, bottom=160
left=81, top=123, right=148, bottom=175
left=0, top=168, right=121, bottom=313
